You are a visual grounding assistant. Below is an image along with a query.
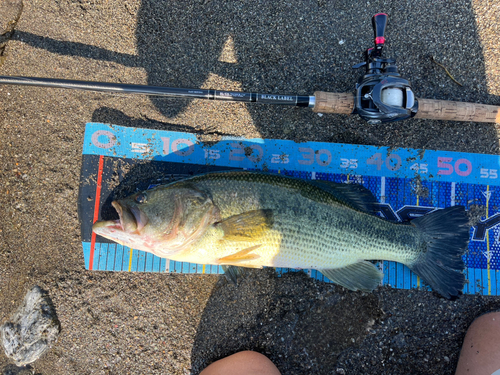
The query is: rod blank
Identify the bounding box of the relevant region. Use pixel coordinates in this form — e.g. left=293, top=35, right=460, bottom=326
left=0, top=75, right=312, bottom=107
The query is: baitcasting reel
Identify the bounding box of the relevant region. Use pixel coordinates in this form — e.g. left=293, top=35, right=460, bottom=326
left=352, top=13, right=418, bottom=124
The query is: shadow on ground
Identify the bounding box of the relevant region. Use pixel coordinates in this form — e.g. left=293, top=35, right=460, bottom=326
left=191, top=271, right=500, bottom=375
left=190, top=269, right=382, bottom=375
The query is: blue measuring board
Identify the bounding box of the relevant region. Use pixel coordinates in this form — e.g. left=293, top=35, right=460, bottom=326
left=78, top=123, right=500, bottom=296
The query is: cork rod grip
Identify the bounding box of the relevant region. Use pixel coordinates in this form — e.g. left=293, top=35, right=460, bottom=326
left=414, top=98, right=500, bottom=124
left=313, top=91, right=354, bottom=114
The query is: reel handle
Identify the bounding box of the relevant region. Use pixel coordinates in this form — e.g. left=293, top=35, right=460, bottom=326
left=372, top=13, right=388, bottom=56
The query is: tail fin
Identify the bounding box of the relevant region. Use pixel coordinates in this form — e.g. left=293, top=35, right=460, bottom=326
left=408, top=206, right=470, bottom=298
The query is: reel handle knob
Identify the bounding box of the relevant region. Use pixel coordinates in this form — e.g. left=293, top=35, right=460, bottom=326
left=372, top=13, right=388, bottom=54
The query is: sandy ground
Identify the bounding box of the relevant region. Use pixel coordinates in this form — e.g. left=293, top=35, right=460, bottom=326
left=0, top=0, right=499, bottom=374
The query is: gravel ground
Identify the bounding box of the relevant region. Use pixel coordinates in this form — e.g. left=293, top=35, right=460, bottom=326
left=0, top=0, right=499, bottom=374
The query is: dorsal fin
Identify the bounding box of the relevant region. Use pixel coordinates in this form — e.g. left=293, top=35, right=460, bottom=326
left=306, top=180, right=378, bottom=214
left=179, top=170, right=379, bottom=214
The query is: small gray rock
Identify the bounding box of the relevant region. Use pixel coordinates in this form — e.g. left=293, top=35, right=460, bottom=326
left=1, top=286, right=61, bottom=366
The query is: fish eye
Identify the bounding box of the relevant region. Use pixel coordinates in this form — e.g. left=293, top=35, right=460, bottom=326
left=135, top=193, right=147, bottom=204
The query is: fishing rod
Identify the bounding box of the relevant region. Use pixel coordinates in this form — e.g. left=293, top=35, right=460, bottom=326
left=1, top=13, right=499, bottom=124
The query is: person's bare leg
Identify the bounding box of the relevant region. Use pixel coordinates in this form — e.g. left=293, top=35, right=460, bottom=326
left=455, top=312, right=500, bottom=375
left=200, top=351, right=281, bottom=375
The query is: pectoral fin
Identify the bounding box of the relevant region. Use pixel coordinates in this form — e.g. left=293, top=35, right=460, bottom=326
left=216, top=244, right=262, bottom=264
left=217, top=209, right=273, bottom=241
left=318, top=261, right=383, bottom=292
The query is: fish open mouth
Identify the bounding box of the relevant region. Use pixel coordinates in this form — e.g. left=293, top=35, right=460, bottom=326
left=111, top=201, right=148, bottom=233
left=111, top=201, right=128, bottom=231
left=92, top=201, right=148, bottom=234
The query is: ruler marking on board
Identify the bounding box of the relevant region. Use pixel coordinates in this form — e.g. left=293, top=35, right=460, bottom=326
left=128, top=248, right=133, bottom=272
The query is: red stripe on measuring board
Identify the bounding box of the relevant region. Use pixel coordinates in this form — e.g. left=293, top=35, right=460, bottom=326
left=89, top=155, right=105, bottom=271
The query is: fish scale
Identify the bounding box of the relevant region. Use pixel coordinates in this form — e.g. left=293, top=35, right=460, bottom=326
left=187, top=173, right=422, bottom=268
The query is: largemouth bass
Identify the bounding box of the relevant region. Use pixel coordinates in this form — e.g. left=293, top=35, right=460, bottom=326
left=93, top=171, right=470, bottom=298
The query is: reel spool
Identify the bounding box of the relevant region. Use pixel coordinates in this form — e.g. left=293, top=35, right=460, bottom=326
left=381, top=87, right=403, bottom=107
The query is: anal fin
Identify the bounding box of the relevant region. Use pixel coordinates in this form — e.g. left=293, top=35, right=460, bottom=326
left=318, top=261, right=383, bottom=292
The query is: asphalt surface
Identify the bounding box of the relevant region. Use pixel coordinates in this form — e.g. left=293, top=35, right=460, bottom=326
left=0, top=0, right=499, bottom=374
